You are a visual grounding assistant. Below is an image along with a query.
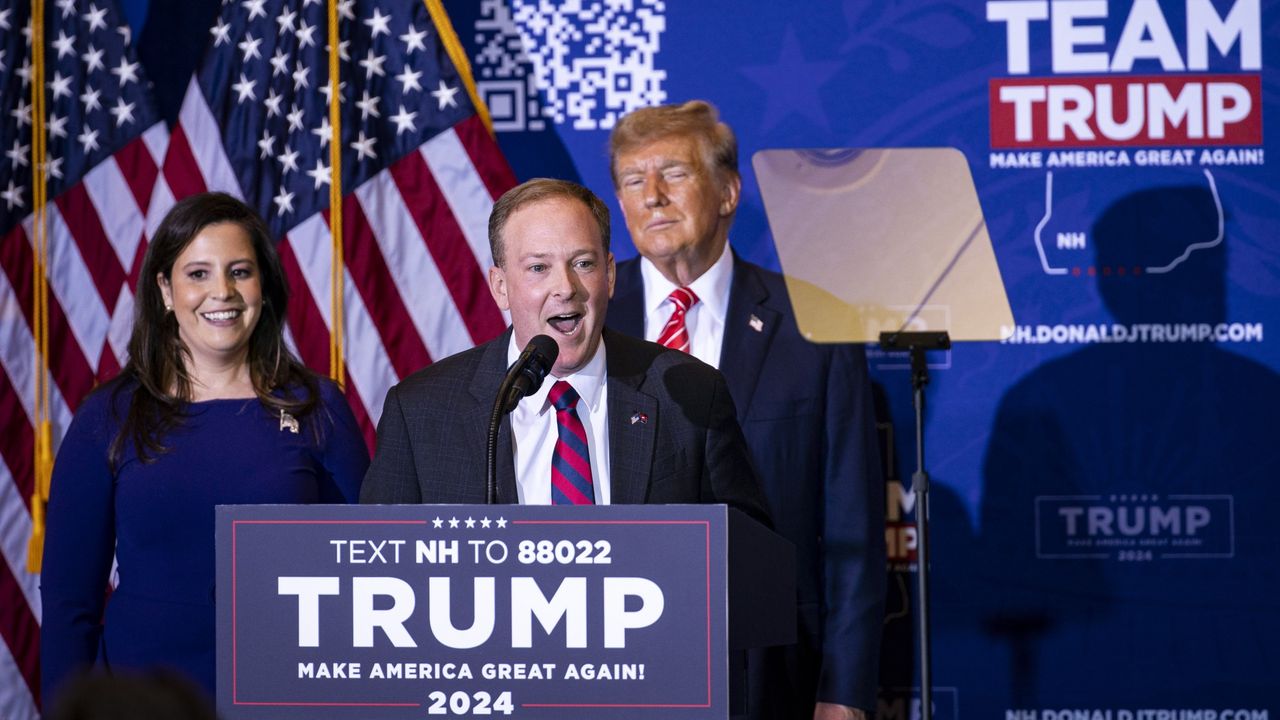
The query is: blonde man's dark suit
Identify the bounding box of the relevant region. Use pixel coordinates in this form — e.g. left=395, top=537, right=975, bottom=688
left=609, top=254, right=886, bottom=716
left=361, top=327, right=772, bottom=526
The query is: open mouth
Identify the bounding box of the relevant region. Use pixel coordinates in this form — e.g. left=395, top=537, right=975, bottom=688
left=546, top=312, right=583, bottom=335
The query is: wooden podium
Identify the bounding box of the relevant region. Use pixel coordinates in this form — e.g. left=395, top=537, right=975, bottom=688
left=216, top=504, right=794, bottom=719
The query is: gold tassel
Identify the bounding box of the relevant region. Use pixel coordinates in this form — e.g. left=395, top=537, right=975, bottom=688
left=27, top=422, right=53, bottom=572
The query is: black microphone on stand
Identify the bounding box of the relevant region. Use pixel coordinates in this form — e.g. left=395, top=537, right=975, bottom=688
left=487, top=335, right=559, bottom=503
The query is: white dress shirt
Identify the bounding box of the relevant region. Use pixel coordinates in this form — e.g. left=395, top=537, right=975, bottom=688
left=507, top=336, right=612, bottom=505
left=638, top=241, right=733, bottom=369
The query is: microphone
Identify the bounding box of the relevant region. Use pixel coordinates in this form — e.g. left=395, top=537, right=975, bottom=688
left=487, top=335, right=559, bottom=503
left=499, top=334, right=560, bottom=414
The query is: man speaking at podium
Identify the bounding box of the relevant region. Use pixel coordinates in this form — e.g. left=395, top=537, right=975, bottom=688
left=606, top=101, right=886, bottom=720
left=361, top=178, right=770, bottom=527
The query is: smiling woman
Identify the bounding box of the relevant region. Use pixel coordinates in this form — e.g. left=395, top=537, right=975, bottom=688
left=38, top=193, right=370, bottom=705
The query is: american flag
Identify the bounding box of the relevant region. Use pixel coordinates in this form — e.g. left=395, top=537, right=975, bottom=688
left=1, top=0, right=166, bottom=716
left=155, top=0, right=515, bottom=441
left=0, top=0, right=515, bottom=715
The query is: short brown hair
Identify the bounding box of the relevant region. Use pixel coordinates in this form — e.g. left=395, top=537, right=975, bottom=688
left=488, top=178, right=611, bottom=267
left=609, top=100, right=739, bottom=187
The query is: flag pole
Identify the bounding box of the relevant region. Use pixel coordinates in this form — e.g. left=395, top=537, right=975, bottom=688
left=327, top=0, right=345, bottom=388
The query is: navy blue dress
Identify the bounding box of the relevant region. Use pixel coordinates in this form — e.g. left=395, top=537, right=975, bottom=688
left=39, top=379, right=368, bottom=703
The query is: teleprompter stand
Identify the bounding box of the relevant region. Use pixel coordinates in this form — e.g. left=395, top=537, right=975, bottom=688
left=878, top=330, right=950, bottom=720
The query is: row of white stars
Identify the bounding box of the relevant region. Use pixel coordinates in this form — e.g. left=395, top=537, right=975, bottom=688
left=0, top=7, right=133, bottom=50
left=9, top=91, right=139, bottom=134
left=432, top=516, right=509, bottom=529
left=233, top=67, right=457, bottom=113
left=211, top=4, right=427, bottom=55
left=4, top=47, right=141, bottom=88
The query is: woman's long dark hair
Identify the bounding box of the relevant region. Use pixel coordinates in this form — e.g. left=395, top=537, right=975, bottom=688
left=110, top=192, right=320, bottom=466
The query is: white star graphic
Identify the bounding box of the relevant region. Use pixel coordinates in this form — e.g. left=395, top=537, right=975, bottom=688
left=2, top=180, right=24, bottom=210
left=0, top=8, right=11, bottom=31
left=48, top=71, right=73, bottom=101
left=111, top=57, right=140, bottom=87
left=395, top=65, right=422, bottom=94
left=336, top=0, right=355, bottom=21
left=432, top=517, right=444, bottom=529
left=464, top=517, right=476, bottom=529
left=292, top=62, right=309, bottom=91
left=480, top=517, right=492, bottom=528
left=81, top=86, right=102, bottom=112
left=78, top=127, right=101, bottom=153
left=448, top=516, right=460, bottom=529
left=273, top=186, right=295, bottom=214
left=276, top=8, right=296, bottom=35
left=47, top=113, right=69, bottom=139
left=355, top=90, right=380, bottom=120
left=278, top=147, right=300, bottom=175
left=312, top=115, right=333, bottom=148
left=242, top=0, right=268, bottom=21
left=295, top=20, right=317, bottom=49
left=238, top=33, right=263, bottom=61
left=45, top=156, right=64, bottom=180
left=495, top=517, right=507, bottom=529
left=306, top=158, right=330, bottom=188
left=117, top=24, right=130, bottom=45
left=16, top=58, right=32, bottom=87
left=55, top=0, right=75, bottom=19
left=359, top=49, right=386, bottom=80
left=364, top=8, right=391, bottom=38
left=210, top=17, right=232, bottom=46
left=350, top=131, right=377, bottom=161
left=264, top=88, right=283, bottom=117
left=82, top=44, right=105, bottom=72
left=52, top=30, right=76, bottom=59
left=257, top=130, right=276, bottom=159
left=400, top=25, right=428, bottom=54
left=6, top=139, right=30, bottom=168
left=109, top=97, right=136, bottom=126
left=431, top=80, right=460, bottom=110
left=390, top=104, right=417, bottom=135
left=232, top=73, right=256, bottom=103
left=270, top=48, right=289, bottom=77
left=82, top=3, right=108, bottom=32
left=10, top=98, right=32, bottom=127
left=287, top=105, right=305, bottom=132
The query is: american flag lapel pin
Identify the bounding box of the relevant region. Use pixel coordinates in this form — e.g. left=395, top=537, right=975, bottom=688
left=630, top=412, right=648, bottom=425
left=749, top=314, right=764, bottom=332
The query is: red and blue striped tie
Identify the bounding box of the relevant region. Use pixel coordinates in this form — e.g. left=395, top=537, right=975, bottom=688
left=549, top=381, right=595, bottom=505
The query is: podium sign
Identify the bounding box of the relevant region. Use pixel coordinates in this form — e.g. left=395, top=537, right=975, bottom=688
left=216, top=504, right=729, bottom=719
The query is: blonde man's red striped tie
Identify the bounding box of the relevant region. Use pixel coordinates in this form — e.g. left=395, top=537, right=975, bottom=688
left=656, top=287, right=699, bottom=353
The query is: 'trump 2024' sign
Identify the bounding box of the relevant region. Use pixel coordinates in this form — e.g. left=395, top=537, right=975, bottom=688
left=216, top=505, right=729, bottom=719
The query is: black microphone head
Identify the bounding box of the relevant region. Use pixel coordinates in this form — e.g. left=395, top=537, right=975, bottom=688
left=526, top=334, right=559, bottom=371
left=499, top=334, right=561, bottom=413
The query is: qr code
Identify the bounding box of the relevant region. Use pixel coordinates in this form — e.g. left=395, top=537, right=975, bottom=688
left=474, top=0, right=667, bottom=131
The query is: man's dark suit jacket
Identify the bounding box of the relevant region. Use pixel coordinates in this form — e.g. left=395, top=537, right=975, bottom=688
left=608, top=254, right=887, bottom=715
left=361, top=327, right=771, bottom=527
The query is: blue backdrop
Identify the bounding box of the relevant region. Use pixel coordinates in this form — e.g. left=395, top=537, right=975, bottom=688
left=125, top=1, right=1280, bottom=716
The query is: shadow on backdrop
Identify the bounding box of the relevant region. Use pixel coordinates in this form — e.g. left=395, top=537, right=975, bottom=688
left=974, top=185, right=1280, bottom=708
